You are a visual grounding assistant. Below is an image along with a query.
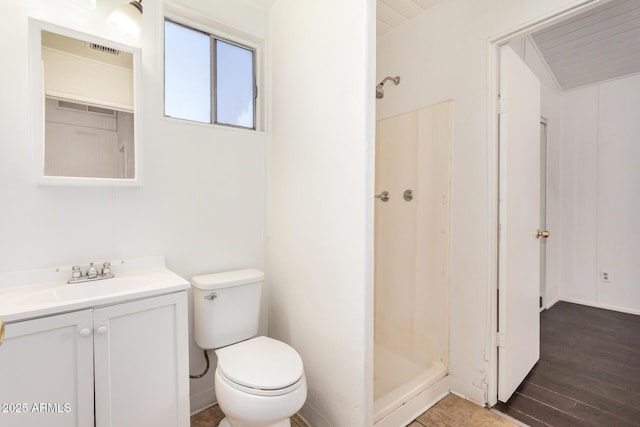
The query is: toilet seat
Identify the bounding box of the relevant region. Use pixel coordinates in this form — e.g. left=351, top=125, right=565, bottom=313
left=216, top=367, right=304, bottom=397
left=215, top=336, right=304, bottom=396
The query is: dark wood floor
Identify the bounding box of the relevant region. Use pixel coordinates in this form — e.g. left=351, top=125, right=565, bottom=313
left=496, top=301, right=640, bottom=426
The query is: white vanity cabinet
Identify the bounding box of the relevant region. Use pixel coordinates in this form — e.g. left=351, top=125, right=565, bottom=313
left=94, top=292, right=189, bottom=427
left=0, top=291, right=189, bottom=427
left=0, top=309, right=94, bottom=427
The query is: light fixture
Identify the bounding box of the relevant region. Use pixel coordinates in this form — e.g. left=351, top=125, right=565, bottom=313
left=107, top=0, right=143, bottom=39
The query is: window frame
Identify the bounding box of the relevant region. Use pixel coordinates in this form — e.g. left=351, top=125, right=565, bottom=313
left=163, top=17, right=258, bottom=131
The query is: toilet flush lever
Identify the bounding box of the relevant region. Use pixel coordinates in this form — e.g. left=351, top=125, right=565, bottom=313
left=204, top=293, right=217, bottom=301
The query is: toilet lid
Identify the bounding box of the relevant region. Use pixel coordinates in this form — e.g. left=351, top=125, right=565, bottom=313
left=215, top=336, right=303, bottom=390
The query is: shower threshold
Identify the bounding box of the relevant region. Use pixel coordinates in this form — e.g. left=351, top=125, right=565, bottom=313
left=373, top=345, right=448, bottom=424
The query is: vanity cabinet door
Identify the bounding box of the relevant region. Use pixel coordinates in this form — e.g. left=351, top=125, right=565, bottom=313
left=93, top=292, right=189, bottom=427
left=0, top=310, right=94, bottom=427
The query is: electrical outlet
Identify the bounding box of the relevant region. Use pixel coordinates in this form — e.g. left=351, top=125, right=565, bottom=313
left=600, top=270, right=610, bottom=282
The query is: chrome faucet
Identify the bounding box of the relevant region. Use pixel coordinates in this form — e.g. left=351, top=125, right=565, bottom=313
left=68, top=262, right=115, bottom=284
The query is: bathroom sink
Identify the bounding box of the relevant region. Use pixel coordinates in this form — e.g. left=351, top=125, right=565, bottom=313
left=0, top=257, right=190, bottom=322
left=18, top=277, right=152, bottom=305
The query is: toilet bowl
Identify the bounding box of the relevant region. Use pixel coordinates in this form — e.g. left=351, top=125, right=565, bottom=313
left=191, top=270, right=307, bottom=427
left=215, top=336, right=306, bottom=427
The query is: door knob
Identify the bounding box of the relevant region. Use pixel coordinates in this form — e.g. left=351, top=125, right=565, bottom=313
left=0, top=319, right=4, bottom=346
left=79, top=328, right=91, bottom=337
left=96, top=325, right=108, bottom=335
left=537, top=230, right=550, bottom=239
left=375, top=191, right=390, bottom=202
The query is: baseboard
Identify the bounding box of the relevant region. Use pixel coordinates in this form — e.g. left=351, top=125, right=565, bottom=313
left=189, top=387, right=216, bottom=416
left=559, top=298, right=640, bottom=316
left=545, top=296, right=560, bottom=309
left=448, top=376, right=486, bottom=406
left=300, top=402, right=330, bottom=427
left=295, top=412, right=312, bottom=427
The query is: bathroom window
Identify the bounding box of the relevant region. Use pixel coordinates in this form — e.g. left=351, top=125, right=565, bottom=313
left=164, top=19, right=256, bottom=129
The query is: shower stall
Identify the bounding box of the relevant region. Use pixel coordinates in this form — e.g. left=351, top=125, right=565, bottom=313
left=373, top=100, right=452, bottom=424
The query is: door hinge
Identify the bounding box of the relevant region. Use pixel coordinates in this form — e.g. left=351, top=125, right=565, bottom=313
left=498, top=98, right=507, bottom=114
left=496, top=332, right=505, bottom=348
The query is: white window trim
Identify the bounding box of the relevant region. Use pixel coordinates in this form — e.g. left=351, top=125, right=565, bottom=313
left=163, top=3, right=265, bottom=132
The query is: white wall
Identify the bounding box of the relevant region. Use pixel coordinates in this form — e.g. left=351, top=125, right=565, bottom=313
left=267, top=0, right=375, bottom=425
left=0, top=0, right=267, bottom=413
left=560, top=74, right=640, bottom=315
left=376, top=0, right=600, bottom=404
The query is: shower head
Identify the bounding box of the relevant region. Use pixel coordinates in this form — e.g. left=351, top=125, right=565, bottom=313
left=376, top=75, right=400, bottom=99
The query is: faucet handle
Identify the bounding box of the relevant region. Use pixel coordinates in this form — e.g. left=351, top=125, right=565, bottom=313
left=87, top=263, right=98, bottom=279
left=102, top=261, right=112, bottom=276
left=71, top=265, right=82, bottom=279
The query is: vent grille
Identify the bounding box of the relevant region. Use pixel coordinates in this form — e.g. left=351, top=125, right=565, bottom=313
left=89, top=43, right=120, bottom=56
left=57, top=100, right=116, bottom=117
left=87, top=105, right=116, bottom=115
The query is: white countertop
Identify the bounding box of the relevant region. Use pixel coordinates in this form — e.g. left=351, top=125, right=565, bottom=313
left=0, top=256, right=190, bottom=323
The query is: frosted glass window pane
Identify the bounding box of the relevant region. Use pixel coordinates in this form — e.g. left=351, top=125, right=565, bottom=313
left=164, top=21, right=211, bottom=123
left=215, top=40, right=254, bottom=128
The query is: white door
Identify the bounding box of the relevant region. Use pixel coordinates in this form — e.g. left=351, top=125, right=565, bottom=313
left=497, top=45, right=541, bottom=402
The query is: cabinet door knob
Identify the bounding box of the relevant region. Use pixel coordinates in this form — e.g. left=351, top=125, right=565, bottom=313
left=96, top=326, right=108, bottom=335
left=79, top=328, right=91, bottom=337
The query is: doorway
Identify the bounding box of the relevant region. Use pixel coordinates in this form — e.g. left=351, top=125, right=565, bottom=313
left=492, top=0, right=640, bottom=411
left=496, top=43, right=542, bottom=403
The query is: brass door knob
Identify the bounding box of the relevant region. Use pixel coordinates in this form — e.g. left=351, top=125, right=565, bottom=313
left=537, top=230, right=550, bottom=239
left=0, top=319, right=5, bottom=347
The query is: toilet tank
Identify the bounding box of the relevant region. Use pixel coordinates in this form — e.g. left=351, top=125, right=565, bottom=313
left=192, top=269, right=263, bottom=350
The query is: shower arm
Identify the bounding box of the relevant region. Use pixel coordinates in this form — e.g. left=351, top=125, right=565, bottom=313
left=378, top=76, right=400, bottom=87
left=376, top=75, right=401, bottom=99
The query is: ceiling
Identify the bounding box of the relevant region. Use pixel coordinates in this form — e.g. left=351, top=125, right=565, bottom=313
left=252, top=0, right=640, bottom=89
left=531, top=0, right=640, bottom=90
left=376, top=0, right=446, bottom=36
left=377, top=0, right=640, bottom=90
left=251, top=0, right=445, bottom=36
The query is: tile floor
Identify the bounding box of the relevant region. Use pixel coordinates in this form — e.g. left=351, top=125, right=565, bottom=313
left=190, top=393, right=516, bottom=426
left=411, top=394, right=516, bottom=427
left=190, top=404, right=308, bottom=427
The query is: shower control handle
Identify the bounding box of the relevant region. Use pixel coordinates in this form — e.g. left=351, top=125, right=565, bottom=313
left=375, top=191, right=390, bottom=202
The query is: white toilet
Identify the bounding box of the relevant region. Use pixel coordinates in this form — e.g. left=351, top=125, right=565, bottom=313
left=192, top=269, right=306, bottom=427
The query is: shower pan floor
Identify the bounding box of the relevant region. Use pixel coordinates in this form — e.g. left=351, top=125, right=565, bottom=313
left=374, top=344, right=427, bottom=400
